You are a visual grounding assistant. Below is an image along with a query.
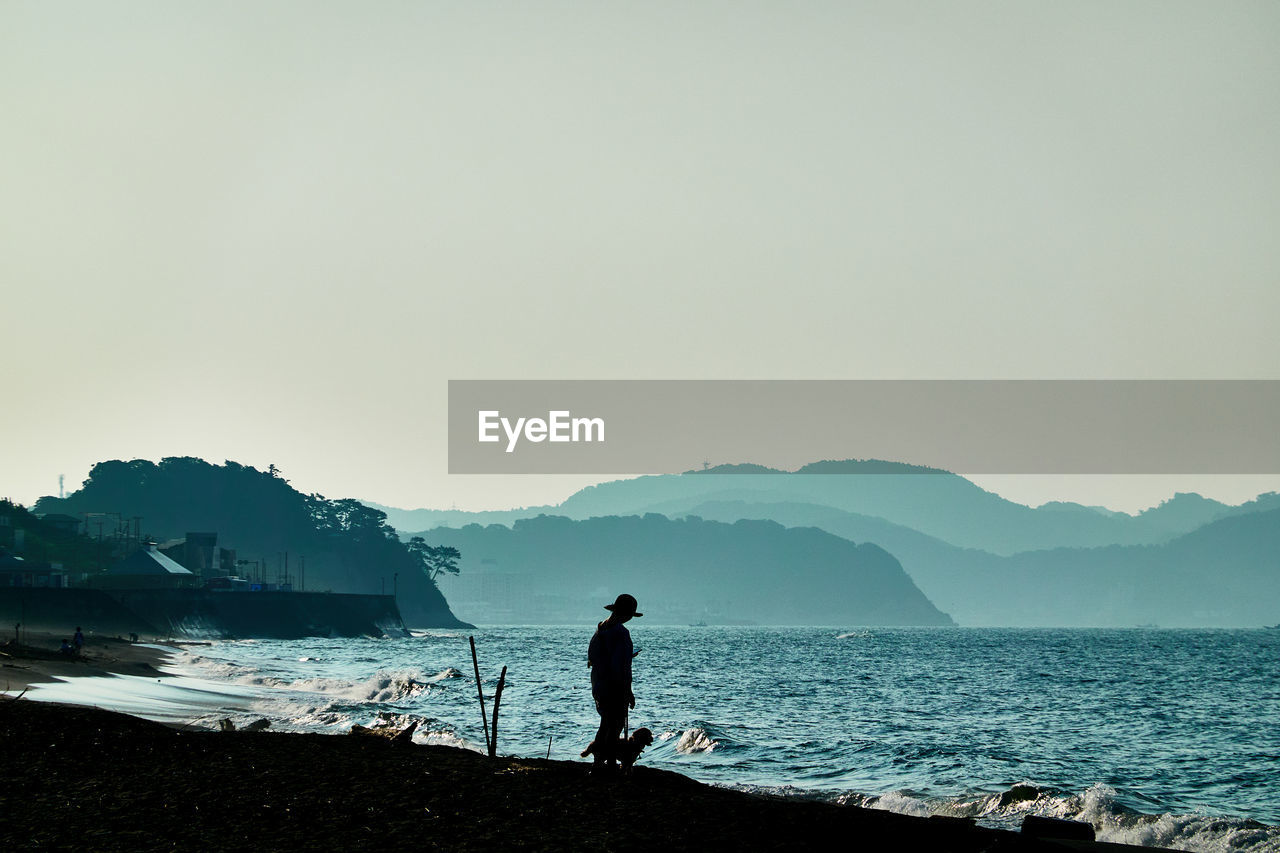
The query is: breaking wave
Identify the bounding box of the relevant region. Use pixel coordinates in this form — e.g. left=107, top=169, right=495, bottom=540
left=839, top=782, right=1280, bottom=852
left=665, top=723, right=737, bottom=754
left=150, top=628, right=1280, bottom=851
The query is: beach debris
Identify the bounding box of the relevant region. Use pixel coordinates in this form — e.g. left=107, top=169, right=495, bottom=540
left=1020, top=815, right=1096, bottom=841
left=928, top=815, right=976, bottom=830
left=218, top=717, right=271, bottom=733
left=998, top=784, right=1041, bottom=808
left=469, top=636, right=492, bottom=755
left=468, top=636, right=510, bottom=758
left=489, top=665, right=507, bottom=759
left=349, top=719, right=419, bottom=747
left=391, top=720, right=419, bottom=746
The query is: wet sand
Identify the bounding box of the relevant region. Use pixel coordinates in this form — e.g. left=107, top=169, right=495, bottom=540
left=0, top=696, right=1168, bottom=852
left=0, top=630, right=170, bottom=693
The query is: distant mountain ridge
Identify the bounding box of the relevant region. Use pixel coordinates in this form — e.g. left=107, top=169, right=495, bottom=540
left=427, top=512, right=954, bottom=627
left=376, top=461, right=1266, bottom=554
left=972, top=507, right=1280, bottom=627
left=668, top=499, right=1279, bottom=627
left=374, top=460, right=1279, bottom=627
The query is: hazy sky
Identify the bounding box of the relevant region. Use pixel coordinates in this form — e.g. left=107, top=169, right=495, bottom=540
left=4, top=2, right=1279, bottom=513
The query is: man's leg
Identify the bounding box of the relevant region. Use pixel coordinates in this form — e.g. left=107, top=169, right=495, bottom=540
left=593, top=694, right=626, bottom=765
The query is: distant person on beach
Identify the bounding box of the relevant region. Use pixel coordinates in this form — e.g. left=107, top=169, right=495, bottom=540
left=60, top=639, right=74, bottom=658
left=587, top=593, right=642, bottom=769
left=73, top=627, right=84, bottom=653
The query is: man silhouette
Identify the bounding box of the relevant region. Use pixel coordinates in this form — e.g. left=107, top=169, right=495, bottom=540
left=587, top=593, right=641, bottom=769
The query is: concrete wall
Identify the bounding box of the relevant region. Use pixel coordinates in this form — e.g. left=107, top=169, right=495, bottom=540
left=0, top=587, right=407, bottom=640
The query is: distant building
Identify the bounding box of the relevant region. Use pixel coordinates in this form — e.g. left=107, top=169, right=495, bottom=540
left=36, top=513, right=83, bottom=535
left=0, top=549, right=67, bottom=588
left=93, top=544, right=197, bottom=589
left=158, top=532, right=236, bottom=581
left=204, top=575, right=252, bottom=591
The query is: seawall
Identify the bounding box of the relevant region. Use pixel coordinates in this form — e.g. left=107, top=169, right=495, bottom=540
left=0, top=587, right=407, bottom=640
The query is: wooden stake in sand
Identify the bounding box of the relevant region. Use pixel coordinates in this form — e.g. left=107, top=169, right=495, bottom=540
left=469, top=636, right=491, bottom=755
left=489, top=665, right=507, bottom=759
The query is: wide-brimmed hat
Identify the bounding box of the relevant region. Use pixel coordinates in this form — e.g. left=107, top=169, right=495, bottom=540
left=604, top=593, right=642, bottom=617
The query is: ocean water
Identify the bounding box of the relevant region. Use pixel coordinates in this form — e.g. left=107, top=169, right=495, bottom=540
left=29, top=627, right=1280, bottom=852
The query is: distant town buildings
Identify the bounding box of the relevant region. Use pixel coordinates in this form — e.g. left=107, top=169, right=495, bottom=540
left=93, top=543, right=197, bottom=590
left=0, top=549, right=68, bottom=589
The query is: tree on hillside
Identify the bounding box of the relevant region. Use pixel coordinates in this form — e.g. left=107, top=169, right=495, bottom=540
left=407, top=537, right=461, bottom=582
left=308, top=496, right=399, bottom=542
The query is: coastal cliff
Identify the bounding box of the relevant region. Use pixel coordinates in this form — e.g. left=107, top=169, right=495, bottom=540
left=31, top=457, right=468, bottom=629
left=425, top=512, right=954, bottom=626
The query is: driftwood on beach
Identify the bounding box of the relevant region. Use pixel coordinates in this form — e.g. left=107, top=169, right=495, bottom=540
left=218, top=717, right=271, bottom=733
left=349, top=719, right=419, bottom=747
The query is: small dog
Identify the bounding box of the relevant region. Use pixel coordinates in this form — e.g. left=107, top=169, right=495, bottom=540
left=581, top=727, right=654, bottom=771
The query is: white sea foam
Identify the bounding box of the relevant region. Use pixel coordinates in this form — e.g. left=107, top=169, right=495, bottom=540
left=674, top=727, right=719, bottom=753
left=1075, top=785, right=1280, bottom=853
left=164, top=646, right=484, bottom=745
left=169, top=650, right=264, bottom=682
left=335, top=710, right=482, bottom=753
left=870, top=790, right=932, bottom=818
left=281, top=669, right=435, bottom=703
left=418, top=729, right=483, bottom=752
left=1100, top=812, right=1280, bottom=852
left=192, top=663, right=431, bottom=703
left=23, top=672, right=257, bottom=724
left=843, top=782, right=1280, bottom=853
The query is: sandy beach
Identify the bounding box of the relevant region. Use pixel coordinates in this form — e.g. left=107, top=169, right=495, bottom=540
left=0, top=641, right=1168, bottom=853
left=0, top=630, right=170, bottom=694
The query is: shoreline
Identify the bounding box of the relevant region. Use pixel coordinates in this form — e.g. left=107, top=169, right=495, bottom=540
left=4, top=632, right=1269, bottom=851
left=0, top=698, right=1166, bottom=852
left=1, top=631, right=262, bottom=726
left=0, top=630, right=173, bottom=693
